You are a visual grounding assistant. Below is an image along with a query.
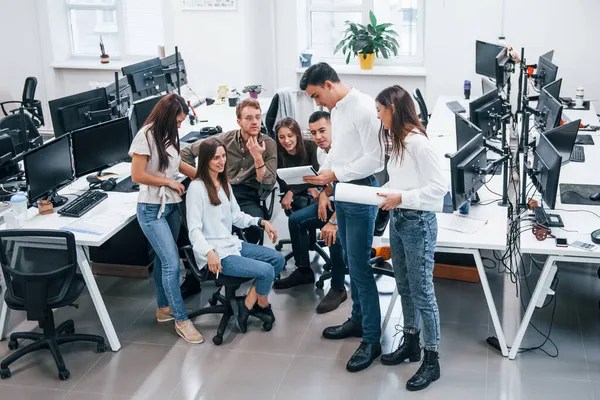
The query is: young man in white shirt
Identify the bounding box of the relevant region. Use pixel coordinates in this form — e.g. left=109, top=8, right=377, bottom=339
left=301, top=63, right=384, bottom=373
left=274, top=111, right=348, bottom=315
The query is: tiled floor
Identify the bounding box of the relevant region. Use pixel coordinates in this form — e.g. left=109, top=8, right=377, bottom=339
left=1, top=210, right=600, bottom=399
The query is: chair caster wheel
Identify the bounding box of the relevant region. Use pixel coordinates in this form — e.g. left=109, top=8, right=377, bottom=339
left=96, top=343, right=107, bottom=353
left=0, top=368, right=11, bottom=379
left=213, top=336, right=223, bottom=345
left=208, top=297, right=218, bottom=306
left=323, top=263, right=332, bottom=272
left=8, top=340, right=18, bottom=350
left=315, top=280, right=324, bottom=289
left=263, top=323, right=273, bottom=332
left=58, top=369, right=70, bottom=380
left=275, top=244, right=283, bottom=251
left=65, top=327, right=75, bottom=335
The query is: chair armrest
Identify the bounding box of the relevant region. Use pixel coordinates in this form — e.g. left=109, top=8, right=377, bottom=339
left=0, top=101, right=23, bottom=116
left=180, top=245, right=209, bottom=281
left=261, top=188, right=277, bottom=220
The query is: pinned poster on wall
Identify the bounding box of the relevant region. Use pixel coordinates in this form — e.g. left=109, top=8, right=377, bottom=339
left=182, top=0, right=237, bottom=11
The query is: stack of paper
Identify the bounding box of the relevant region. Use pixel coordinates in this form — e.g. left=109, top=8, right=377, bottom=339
left=436, top=213, right=488, bottom=234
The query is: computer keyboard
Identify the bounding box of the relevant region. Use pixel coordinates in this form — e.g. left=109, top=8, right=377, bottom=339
left=570, top=145, right=585, bottom=163
left=446, top=101, right=466, bottom=114
left=57, top=190, right=108, bottom=218
left=534, top=207, right=549, bottom=226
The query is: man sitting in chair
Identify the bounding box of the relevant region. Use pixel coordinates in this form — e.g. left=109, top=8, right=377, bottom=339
left=274, top=111, right=347, bottom=314
left=182, top=99, right=277, bottom=244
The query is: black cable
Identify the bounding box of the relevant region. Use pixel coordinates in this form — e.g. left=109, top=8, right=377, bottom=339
left=481, top=256, right=497, bottom=270
left=554, top=208, right=600, bottom=221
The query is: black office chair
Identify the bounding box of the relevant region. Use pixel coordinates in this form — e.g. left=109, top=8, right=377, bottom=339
left=177, top=196, right=274, bottom=345
left=413, top=88, right=430, bottom=128
left=0, top=113, right=43, bottom=154
left=233, top=187, right=277, bottom=246
left=265, top=94, right=280, bottom=140
left=0, top=230, right=107, bottom=380
left=0, top=77, right=44, bottom=128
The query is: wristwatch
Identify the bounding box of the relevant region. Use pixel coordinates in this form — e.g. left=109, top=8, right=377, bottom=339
left=328, top=217, right=337, bottom=225
left=257, top=218, right=264, bottom=227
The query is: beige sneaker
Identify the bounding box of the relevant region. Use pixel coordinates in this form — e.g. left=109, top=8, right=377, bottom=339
left=156, top=307, right=175, bottom=323
left=175, top=320, right=204, bottom=344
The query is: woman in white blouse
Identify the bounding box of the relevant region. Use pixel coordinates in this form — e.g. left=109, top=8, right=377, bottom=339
left=186, top=137, right=285, bottom=333
left=130, top=94, right=202, bottom=344
left=374, top=85, right=448, bottom=392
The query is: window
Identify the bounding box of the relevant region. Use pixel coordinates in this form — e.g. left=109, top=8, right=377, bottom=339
left=304, top=0, right=424, bottom=65
left=66, top=0, right=164, bottom=58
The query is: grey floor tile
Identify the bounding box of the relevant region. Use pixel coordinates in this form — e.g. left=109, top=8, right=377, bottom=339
left=99, top=275, right=157, bottom=299
left=437, top=323, right=489, bottom=373
left=72, top=342, right=201, bottom=398
left=434, top=277, right=490, bottom=327
left=168, top=348, right=293, bottom=400
left=0, top=385, right=68, bottom=400
left=486, top=374, right=595, bottom=400
left=274, top=356, right=384, bottom=400
left=64, top=391, right=132, bottom=400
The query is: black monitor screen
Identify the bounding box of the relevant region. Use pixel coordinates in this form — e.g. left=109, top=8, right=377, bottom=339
left=536, top=89, right=563, bottom=133
left=122, top=58, right=167, bottom=96
left=474, top=98, right=503, bottom=139
left=475, top=40, right=504, bottom=79
left=534, top=56, right=559, bottom=91
left=71, top=117, right=131, bottom=177
left=455, top=113, right=482, bottom=150
left=131, top=95, right=163, bottom=134
left=542, top=79, right=562, bottom=102
left=469, top=89, right=500, bottom=129
left=449, top=133, right=485, bottom=211
left=532, top=134, right=561, bottom=209
left=543, top=119, right=580, bottom=165
left=24, top=135, right=74, bottom=204
left=49, top=88, right=110, bottom=138
left=161, top=53, right=187, bottom=91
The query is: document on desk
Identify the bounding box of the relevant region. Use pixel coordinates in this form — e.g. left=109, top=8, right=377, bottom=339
left=277, top=166, right=318, bottom=186
left=61, top=209, right=135, bottom=236
left=335, top=183, right=401, bottom=206
left=436, top=213, right=488, bottom=234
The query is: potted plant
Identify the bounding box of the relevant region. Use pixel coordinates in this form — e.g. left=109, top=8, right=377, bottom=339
left=243, top=85, right=263, bottom=99
left=99, top=36, right=110, bottom=64
left=334, top=10, right=399, bottom=70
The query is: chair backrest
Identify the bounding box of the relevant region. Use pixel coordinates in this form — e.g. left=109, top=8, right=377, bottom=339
left=22, top=77, right=38, bottom=108
left=0, top=230, right=78, bottom=321
left=412, top=88, right=429, bottom=127
left=0, top=113, right=41, bottom=153
left=265, top=93, right=280, bottom=139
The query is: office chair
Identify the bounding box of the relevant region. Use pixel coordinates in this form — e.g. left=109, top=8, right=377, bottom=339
left=265, top=93, right=280, bottom=139
left=233, top=187, right=276, bottom=246
left=0, top=77, right=44, bottom=128
left=177, top=196, right=274, bottom=345
left=0, top=113, right=43, bottom=154
left=413, top=88, right=430, bottom=128
left=0, top=230, right=107, bottom=380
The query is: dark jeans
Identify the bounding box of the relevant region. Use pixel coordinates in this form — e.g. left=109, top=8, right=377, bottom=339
left=335, top=175, right=380, bottom=344
left=288, top=202, right=346, bottom=291
left=232, top=184, right=265, bottom=244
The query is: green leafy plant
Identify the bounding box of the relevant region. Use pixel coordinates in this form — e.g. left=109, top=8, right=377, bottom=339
left=242, top=85, right=263, bottom=94
left=334, top=10, right=399, bottom=64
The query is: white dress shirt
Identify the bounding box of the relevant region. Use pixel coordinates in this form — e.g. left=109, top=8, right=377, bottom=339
left=186, top=180, right=259, bottom=266
left=320, top=88, right=383, bottom=182
left=385, top=132, right=449, bottom=212
left=317, top=147, right=328, bottom=167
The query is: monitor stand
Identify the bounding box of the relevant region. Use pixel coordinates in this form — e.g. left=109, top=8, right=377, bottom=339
left=45, top=191, right=68, bottom=207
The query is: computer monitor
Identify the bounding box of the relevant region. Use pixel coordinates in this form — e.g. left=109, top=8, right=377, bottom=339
left=161, top=53, right=187, bottom=93
left=71, top=117, right=132, bottom=178
left=535, top=87, right=563, bottom=133
left=130, top=95, right=163, bottom=136
left=0, top=130, right=21, bottom=183
left=540, top=50, right=554, bottom=62
left=542, top=119, right=581, bottom=165
left=475, top=40, right=504, bottom=79
left=474, top=97, right=503, bottom=139
left=455, top=113, right=482, bottom=150
left=49, top=88, right=111, bottom=138
left=534, top=55, right=558, bottom=91
left=122, top=58, right=167, bottom=101
left=449, top=133, right=487, bottom=211
left=105, top=76, right=132, bottom=117
left=542, top=79, right=562, bottom=102
left=531, top=134, right=561, bottom=209
left=469, top=89, right=499, bottom=122
left=482, top=77, right=496, bottom=95
left=23, top=135, right=74, bottom=206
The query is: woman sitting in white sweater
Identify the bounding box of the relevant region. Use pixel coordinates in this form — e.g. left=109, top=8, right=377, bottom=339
left=186, top=137, right=285, bottom=332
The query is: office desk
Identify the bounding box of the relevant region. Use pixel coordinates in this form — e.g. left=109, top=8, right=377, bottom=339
left=509, top=106, right=600, bottom=359
left=425, top=96, right=470, bottom=137
left=0, top=162, right=138, bottom=351
left=378, top=131, right=511, bottom=357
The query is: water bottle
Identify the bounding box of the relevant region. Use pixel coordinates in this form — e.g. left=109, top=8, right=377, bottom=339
left=8, top=192, right=27, bottom=228
left=459, top=200, right=470, bottom=215
left=575, top=87, right=584, bottom=108
left=464, top=80, right=471, bottom=100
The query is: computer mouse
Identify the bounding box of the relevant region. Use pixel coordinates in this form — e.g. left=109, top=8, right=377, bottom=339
left=132, top=183, right=140, bottom=191
left=575, top=139, right=584, bottom=145
left=590, top=193, right=600, bottom=201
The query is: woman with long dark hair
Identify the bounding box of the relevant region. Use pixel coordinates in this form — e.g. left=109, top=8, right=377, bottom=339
left=129, top=93, right=202, bottom=344
left=186, top=137, right=285, bottom=332
left=275, top=117, right=320, bottom=212
left=374, top=86, right=448, bottom=391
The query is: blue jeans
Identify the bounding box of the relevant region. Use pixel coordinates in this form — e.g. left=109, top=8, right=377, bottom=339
left=288, top=202, right=346, bottom=291
left=390, top=209, right=440, bottom=351
left=335, top=178, right=380, bottom=344
left=137, top=203, right=187, bottom=322
left=221, top=242, right=286, bottom=296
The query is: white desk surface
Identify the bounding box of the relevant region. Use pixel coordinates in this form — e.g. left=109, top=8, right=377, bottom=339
left=426, top=96, right=469, bottom=138
left=5, top=163, right=138, bottom=248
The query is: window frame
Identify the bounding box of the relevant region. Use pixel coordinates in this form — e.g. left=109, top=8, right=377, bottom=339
left=304, top=0, right=424, bottom=67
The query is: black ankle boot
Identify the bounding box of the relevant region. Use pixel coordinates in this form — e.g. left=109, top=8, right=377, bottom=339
left=236, top=299, right=251, bottom=333
left=381, top=331, right=421, bottom=365
left=252, top=304, right=276, bottom=324
left=406, top=350, right=440, bottom=392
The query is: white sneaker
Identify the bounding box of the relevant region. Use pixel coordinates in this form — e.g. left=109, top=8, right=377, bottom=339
left=175, top=320, right=204, bottom=344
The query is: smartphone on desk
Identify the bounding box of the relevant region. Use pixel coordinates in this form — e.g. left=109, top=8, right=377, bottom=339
left=555, top=237, right=568, bottom=248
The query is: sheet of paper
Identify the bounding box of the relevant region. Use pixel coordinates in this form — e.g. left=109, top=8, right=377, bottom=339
left=61, top=209, right=135, bottom=236
left=436, top=213, right=488, bottom=234
left=335, top=183, right=401, bottom=206
left=277, top=166, right=317, bottom=186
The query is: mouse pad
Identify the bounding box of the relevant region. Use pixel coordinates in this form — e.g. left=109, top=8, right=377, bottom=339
left=576, top=134, right=595, bottom=145
left=113, top=176, right=139, bottom=193
left=560, top=183, right=600, bottom=206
